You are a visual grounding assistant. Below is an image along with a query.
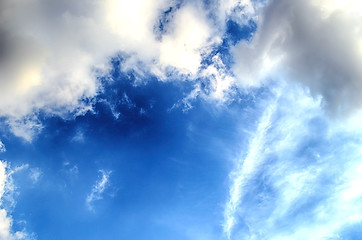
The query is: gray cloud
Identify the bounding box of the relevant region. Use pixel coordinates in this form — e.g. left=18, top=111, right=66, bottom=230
left=232, top=0, right=362, bottom=116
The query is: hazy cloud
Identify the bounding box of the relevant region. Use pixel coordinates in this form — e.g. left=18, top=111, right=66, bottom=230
left=224, top=95, right=278, bottom=238
left=224, top=84, right=362, bottom=239
left=29, top=168, right=42, bottom=184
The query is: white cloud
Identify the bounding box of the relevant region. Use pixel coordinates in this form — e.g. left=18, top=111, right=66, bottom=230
left=231, top=0, right=362, bottom=116
left=200, top=54, right=236, bottom=103
left=0, top=161, right=33, bottom=240
left=224, top=83, right=362, bottom=239
left=158, top=3, right=219, bottom=76
left=0, top=141, right=5, bottom=153
left=71, top=129, right=85, bottom=143
left=29, top=169, right=42, bottom=184
left=224, top=93, right=278, bottom=238
left=169, top=85, right=202, bottom=113
left=11, top=164, right=29, bottom=175
left=86, top=170, right=112, bottom=211
left=6, top=164, right=42, bottom=185
left=0, top=0, right=263, bottom=140
left=210, top=0, right=257, bottom=31
left=5, top=116, right=43, bottom=143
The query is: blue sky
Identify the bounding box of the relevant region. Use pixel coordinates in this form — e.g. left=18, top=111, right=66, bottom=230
left=1, top=0, right=362, bottom=239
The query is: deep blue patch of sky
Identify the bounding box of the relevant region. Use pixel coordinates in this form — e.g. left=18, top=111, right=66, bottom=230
left=226, top=19, right=257, bottom=45
left=0, top=53, right=274, bottom=239
left=154, top=0, right=183, bottom=40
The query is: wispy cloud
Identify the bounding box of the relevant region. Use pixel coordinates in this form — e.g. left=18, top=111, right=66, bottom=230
left=8, top=164, right=43, bottom=185
left=224, top=94, right=278, bottom=238
left=71, top=130, right=85, bottom=143
left=0, top=141, right=5, bottom=153
left=0, top=161, right=34, bottom=239
left=29, top=168, right=42, bottom=184
left=6, top=115, right=43, bottom=142
left=86, top=170, right=112, bottom=211
left=224, top=84, right=362, bottom=239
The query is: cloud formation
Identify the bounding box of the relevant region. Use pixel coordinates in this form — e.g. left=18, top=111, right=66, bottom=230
left=86, top=170, right=112, bottom=211
left=0, top=161, right=33, bottom=240
left=224, top=84, right=362, bottom=239
left=0, top=0, right=252, bottom=140
left=224, top=95, right=278, bottom=238
left=0, top=141, right=5, bottom=153
left=2, top=0, right=361, bottom=142
left=231, top=0, right=362, bottom=116
left=29, top=168, right=42, bottom=184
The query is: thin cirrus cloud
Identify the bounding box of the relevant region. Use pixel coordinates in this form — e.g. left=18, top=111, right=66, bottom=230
left=224, top=83, right=362, bottom=239
left=224, top=92, right=278, bottom=239
left=86, top=170, right=112, bottom=211
left=0, top=141, right=5, bottom=153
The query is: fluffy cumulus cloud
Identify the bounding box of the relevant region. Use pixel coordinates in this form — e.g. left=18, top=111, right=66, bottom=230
left=0, top=0, right=252, bottom=140
left=224, top=83, right=362, bottom=239
left=231, top=0, right=362, bottom=116
left=1, top=0, right=362, bottom=140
